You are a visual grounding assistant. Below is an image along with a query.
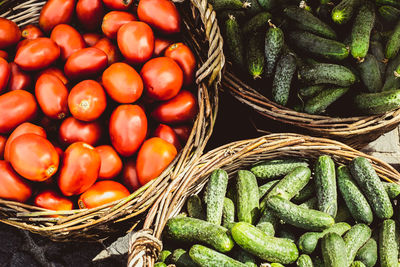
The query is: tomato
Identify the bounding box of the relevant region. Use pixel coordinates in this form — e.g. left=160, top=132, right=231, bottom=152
left=21, top=25, right=44, bottom=40
left=102, top=62, right=143, bottom=103
left=68, top=80, right=107, bottom=122
left=39, top=0, right=75, bottom=33
left=0, top=90, right=37, bottom=134
left=0, top=161, right=32, bottom=202
left=7, top=62, right=32, bottom=91
left=0, top=135, right=6, bottom=159
left=165, top=43, right=196, bottom=86
left=83, top=33, right=102, bottom=47
left=34, top=190, right=73, bottom=211
left=154, top=37, right=172, bottom=57
left=93, top=38, right=120, bottom=65
left=50, top=24, right=86, bottom=61
left=137, top=0, right=181, bottom=35
left=4, top=122, right=46, bottom=162
left=76, top=0, right=104, bottom=31
left=0, top=18, right=21, bottom=49
left=9, top=134, right=59, bottom=182
left=0, top=58, right=10, bottom=92
left=35, top=73, right=69, bottom=120
left=64, top=47, right=108, bottom=80
left=117, top=21, right=154, bottom=64
left=15, top=39, right=31, bottom=51
left=153, top=124, right=181, bottom=151
left=15, top=38, right=60, bottom=71
left=102, top=0, right=132, bottom=10
left=109, top=105, right=147, bottom=157
left=58, top=142, right=101, bottom=196
left=95, top=145, right=122, bottom=179
left=172, top=124, right=191, bottom=143
left=141, top=57, right=183, bottom=101
left=54, top=146, right=64, bottom=159
left=121, top=158, right=140, bottom=192
left=78, top=180, right=130, bottom=209
left=102, top=11, right=136, bottom=40
left=59, top=117, right=102, bottom=146
left=136, top=137, right=177, bottom=185
left=0, top=50, right=8, bottom=60
left=39, top=67, right=68, bottom=85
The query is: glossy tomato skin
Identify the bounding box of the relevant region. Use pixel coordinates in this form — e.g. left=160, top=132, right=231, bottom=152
left=50, top=24, right=86, bottom=61
left=76, top=0, right=104, bottom=31
left=15, top=38, right=60, bottom=71
left=58, top=142, right=101, bottom=196
left=0, top=90, right=37, bottom=134
left=21, top=25, right=44, bottom=39
left=0, top=18, right=21, bottom=49
left=102, top=62, right=143, bottom=103
left=136, top=137, right=177, bottom=185
left=122, top=158, right=140, bottom=192
left=34, top=190, right=73, bottom=211
left=102, top=0, right=132, bottom=10
left=59, top=117, right=102, bottom=146
left=102, top=11, right=136, bottom=40
left=94, top=38, right=120, bottom=65
left=137, top=0, right=181, bottom=35
left=39, top=0, right=75, bottom=33
left=95, top=145, right=122, bottom=179
left=0, top=50, right=8, bottom=60
left=78, top=180, right=130, bottom=209
left=0, top=161, right=32, bottom=202
left=83, top=33, right=102, bottom=46
left=39, top=67, right=68, bottom=85
left=35, top=73, right=69, bottom=120
left=9, top=134, right=59, bottom=182
left=154, top=124, right=181, bottom=151
left=0, top=135, right=6, bottom=159
left=165, top=43, right=196, bottom=86
left=172, top=124, right=191, bottom=143
left=8, top=62, right=32, bottom=91
left=154, top=37, right=172, bottom=57
left=109, top=105, right=147, bottom=157
left=141, top=57, right=183, bottom=101
left=0, top=58, right=10, bottom=92
left=68, top=80, right=107, bottom=122
left=64, top=47, right=108, bottom=80
left=117, top=21, right=154, bottom=64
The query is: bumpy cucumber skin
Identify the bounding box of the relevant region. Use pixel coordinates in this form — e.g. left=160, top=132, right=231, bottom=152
left=256, top=222, right=275, bottom=236
left=187, top=195, right=205, bottom=220
left=293, top=182, right=315, bottom=203
left=225, top=16, right=244, bottom=69
left=379, top=5, right=400, bottom=22
left=189, top=245, right=247, bottom=267
left=383, top=53, right=400, bottom=91
left=355, top=238, right=378, bottom=267
left=299, top=197, right=318, bottom=210
left=222, top=197, right=235, bottom=227
left=344, top=224, right=372, bottom=264
left=337, top=166, right=373, bottom=224
left=298, top=63, right=356, bottom=86
left=385, top=20, right=400, bottom=59
left=236, top=170, right=260, bottom=224
left=304, top=87, right=349, bottom=115
left=231, top=222, right=299, bottom=264
left=209, top=0, right=246, bottom=10
left=314, top=155, right=337, bottom=217
left=165, top=217, right=234, bottom=253
left=251, top=159, right=308, bottom=179
left=259, top=180, right=280, bottom=199
left=257, top=208, right=278, bottom=236
left=331, top=0, right=360, bottom=24
left=278, top=228, right=297, bottom=242
left=154, top=262, right=167, bottom=267
left=350, top=2, right=375, bottom=60
left=376, top=0, right=400, bottom=7
left=383, top=182, right=400, bottom=199
left=379, top=219, right=398, bottom=267
left=235, top=249, right=258, bottom=267
left=296, top=254, right=314, bottom=267
left=321, top=233, right=348, bottom=267
left=247, top=33, right=265, bottom=79
left=159, top=250, right=172, bottom=262
left=265, top=26, right=284, bottom=78
left=299, top=85, right=326, bottom=99
left=243, top=12, right=272, bottom=35
left=270, top=264, right=284, bottom=267
left=350, top=261, right=366, bottom=267
left=284, top=6, right=336, bottom=39
left=358, top=54, right=383, bottom=92
left=370, top=41, right=386, bottom=77
left=257, top=0, right=277, bottom=10
left=204, top=169, right=229, bottom=225
left=169, top=249, right=197, bottom=267
left=272, top=52, right=297, bottom=106
left=355, top=90, right=400, bottom=115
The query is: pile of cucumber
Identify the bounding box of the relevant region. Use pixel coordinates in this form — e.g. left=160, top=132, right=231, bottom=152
left=155, top=156, right=400, bottom=267
left=219, top=0, right=400, bottom=115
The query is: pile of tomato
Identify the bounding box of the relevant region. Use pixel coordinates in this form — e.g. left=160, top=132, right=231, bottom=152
left=0, top=0, right=198, bottom=211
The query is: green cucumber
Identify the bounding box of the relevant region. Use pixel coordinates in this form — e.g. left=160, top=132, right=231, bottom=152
left=222, top=197, right=235, bottom=227
left=189, top=245, right=246, bottom=267
left=385, top=20, right=400, bottom=59
left=350, top=261, right=366, bottom=267
left=298, top=63, right=356, bottom=87
left=383, top=182, right=400, bottom=199
left=299, top=85, right=326, bottom=99
left=331, top=0, right=361, bottom=24
left=369, top=41, right=387, bottom=77
left=256, top=222, right=275, bottom=236
left=278, top=228, right=297, bottom=242
left=270, top=263, right=284, bottom=267
left=204, top=169, right=229, bottom=225
left=244, top=0, right=263, bottom=16
left=382, top=53, right=400, bottom=91
left=299, top=197, right=318, bottom=210
left=251, top=159, right=309, bottom=179
left=187, top=195, right=205, bottom=220
left=293, top=182, right=315, bottom=203
left=169, top=249, right=197, bottom=267
left=236, top=170, right=260, bottom=224
left=313, top=257, right=324, bottom=267
left=296, top=254, right=314, bottom=267
left=376, top=0, right=400, bottom=7
left=379, top=219, right=398, bottom=267
left=344, top=224, right=372, bottom=264
left=304, top=87, right=349, bottom=115
left=395, top=63, right=400, bottom=77
left=259, top=180, right=280, bottom=199
left=247, top=32, right=265, bottom=79
left=379, top=5, right=400, bottom=22
left=257, top=0, right=277, bottom=10
left=235, top=249, right=257, bottom=267
left=355, top=238, right=378, bottom=267
left=335, top=204, right=352, bottom=222
left=231, top=222, right=299, bottom=264
left=358, top=54, right=383, bottom=93
left=165, top=217, right=234, bottom=253
left=159, top=250, right=172, bottom=262
left=272, top=52, right=297, bottom=106
left=354, top=90, right=400, bottom=114
left=242, top=11, right=272, bottom=35
left=225, top=15, right=245, bottom=69
left=209, top=0, right=250, bottom=10
left=257, top=208, right=278, bottom=236
left=154, top=262, right=167, bottom=267
left=265, top=22, right=284, bottom=78
left=314, top=155, right=337, bottom=217
left=218, top=10, right=246, bottom=24
left=321, top=233, right=348, bottom=267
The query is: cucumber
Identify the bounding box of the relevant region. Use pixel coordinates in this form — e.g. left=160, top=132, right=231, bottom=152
left=187, top=195, right=205, bottom=220
left=296, top=254, right=314, bottom=267
left=251, top=159, right=309, bottom=179
left=236, top=170, right=260, bottom=224
left=231, top=222, right=299, bottom=264
left=257, top=208, right=278, bottom=236
left=235, top=249, right=257, bottom=267
left=284, top=6, right=336, bottom=39
left=350, top=2, right=376, bottom=60
left=314, top=155, right=337, bottom=217
left=165, top=217, right=234, bottom=253
left=256, top=222, right=275, bottom=236
left=395, top=63, right=400, bottom=77
left=267, top=196, right=335, bottom=231
left=293, top=182, right=315, bottom=203
left=304, top=87, right=349, bottom=115
left=259, top=180, right=280, bottom=199
left=299, top=197, right=318, bottom=210
left=257, top=0, right=277, bottom=10
left=331, top=0, right=360, bottom=24
left=312, top=257, right=324, bottom=267
left=154, top=263, right=167, bottom=267
left=218, top=10, right=246, bottom=23
left=344, top=224, right=372, bottom=264
left=272, top=52, right=297, bottom=106
left=376, top=0, right=400, bottom=7
left=209, top=0, right=250, bottom=10
left=337, top=166, right=373, bottom=224
left=169, top=249, right=197, bottom=267
left=247, top=32, right=265, bottom=79
left=382, top=53, right=400, bottom=91
left=189, top=245, right=247, bottom=267
left=350, top=261, right=366, bottom=267
left=225, top=15, right=245, bottom=69
left=321, top=233, right=348, bottom=267
left=379, top=5, right=400, bottom=22
left=358, top=54, right=383, bottom=92
left=265, top=22, right=284, bottom=78
left=299, top=85, right=326, bottom=99
left=242, top=11, right=272, bottom=35
left=278, top=228, right=297, bottom=242
left=270, top=263, right=285, bottom=267
left=222, top=197, right=235, bottom=227
left=379, top=219, right=398, bottom=267
left=288, top=31, right=348, bottom=61
left=335, top=204, right=352, bottom=223
left=159, top=250, right=172, bottom=262
left=204, top=169, right=229, bottom=225
left=383, top=182, right=400, bottom=199
left=244, top=0, right=263, bottom=16
left=298, top=63, right=356, bottom=87
left=355, top=238, right=378, bottom=267
left=385, top=20, right=400, bottom=59
left=355, top=90, right=400, bottom=114
left=369, top=41, right=386, bottom=77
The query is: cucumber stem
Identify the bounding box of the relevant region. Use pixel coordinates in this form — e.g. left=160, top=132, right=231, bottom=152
left=242, top=1, right=251, bottom=8
left=268, top=19, right=276, bottom=28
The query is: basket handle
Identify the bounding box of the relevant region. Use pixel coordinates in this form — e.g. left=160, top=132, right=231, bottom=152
left=128, top=229, right=162, bottom=267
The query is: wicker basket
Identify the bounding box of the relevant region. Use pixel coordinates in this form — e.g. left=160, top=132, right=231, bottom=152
left=0, top=0, right=224, bottom=241
left=127, top=133, right=400, bottom=266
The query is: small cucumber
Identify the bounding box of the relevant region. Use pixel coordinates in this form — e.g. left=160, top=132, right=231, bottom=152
left=242, top=12, right=272, bottom=35
left=158, top=250, right=172, bottom=262
left=343, top=224, right=372, bottom=264
left=256, top=222, right=275, bottom=236
left=236, top=170, right=260, bottom=224
left=222, top=197, right=235, bottom=227
left=383, top=182, right=400, bottom=199
left=251, top=159, right=309, bottom=179
left=257, top=0, right=277, bottom=10
left=265, top=22, right=284, bottom=78
left=304, top=87, right=349, bottom=115
left=350, top=261, right=366, bottom=267
left=321, top=233, right=348, bottom=267
left=187, top=195, right=205, bottom=220
left=385, top=20, right=400, bottom=59
left=257, top=208, right=278, bottom=236
left=298, top=63, right=356, bottom=87
left=331, top=0, right=361, bottom=24
left=379, top=5, right=400, bottom=22
left=278, top=228, right=297, bottom=243
left=293, top=182, right=315, bottom=203
left=259, top=180, right=280, bottom=199
left=204, top=169, right=229, bottom=225
left=370, top=41, right=386, bottom=77
left=154, top=263, right=167, bottom=267
left=189, top=245, right=247, bottom=267
left=379, top=219, right=398, bottom=267
left=231, top=222, right=299, bottom=264
left=209, top=0, right=250, bottom=10
left=355, top=238, right=378, bottom=267
left=354, top=90, right=400, bottom=115
left=225, top=15, right=245, bottom=69
left=299, top=197, right=318, bottom=210
left=272, top=52, right=297, bottom=106
left=247, top=32, right=265, bottom=79
left=169, top=249, right=197, bottom=267
left=244, top=0, right=263, bottom=16
left=270, top=263, right=284, bottom=267
left=376, top=0, right=400, bottom=8
left=299, top=85, right=326, bottom=99
left=314, top=155, right=337, bottom=217
left=296, top=254, right=314, bottom=267
left=358, top=54, right=383, bottom=93
left=235, top=249, right=258, bottom=267
left=382, top=53, right=400, bottom=91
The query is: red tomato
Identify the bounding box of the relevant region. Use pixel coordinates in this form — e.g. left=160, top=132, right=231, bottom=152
left=76, top=0, right=104, bottom=31
left=0, top=18, right=21, bottom=49
left=0, top=161, right=32, bottom=202
left=153, top=124, right=181, bottom=151
left=102, top=0, right=132, bottom=10
left=0, top=90, right=37, bottom=134
left=39, top=67, right=68, bottom=85
left=50, top=24, right=86, bottom=61
left=95, top=145, right=122, bottom=179
left=152, top=90, right=197, bottom=124
left=58, top=142, right=101, bottom=196
left=64, top=47, right=108, bottom=80
left=137, top=0, right=181, bottom=35
left=34, top=190, right=73, bottom=211
left=39, top=0, right=75, bottom=33
left=102, top=11, right=136, bottom=40
left=0, top=50, right=8, bottom=60
left=4, top=122, right=46, bottom=162
left=117, top=21, right=154, bottom=64
left=15, top=39, right=31, bottom=51
left=7, top=62, right=32, bottom=91
left=93, top=38, right=120, bottom=65
left=0, top=135, right=6, bottom=159
left=109, top=105, right=147, bottom=157
left=9, top=134, right=59, bottom=182
left=83, top=33, right=102, bottom=46
left=102, top=62, right=143, bottom=103
left=15, top=38, right=60, bottom=71
left=136, top=137, right=177, bottom=185
left=141, top=57, right=183, bottom=101
left=54, top=146, right=64, bottom=158
left=35, top=73, right=69, bottom=120
left=59, top=117, right=102, bottom=146
left=172, top=124, right=192, bottom=143
left=165, top=43, right=196, bottom=86
left=154, top=37, right=172, bottom=57
left=0, top=58, right=10, bottom=92
left=122, top=158, right=140, bottom=192
left=68, top=80, right=107, bottom=122
left=78, top=180, right=130, bottom=209
left=21, top=25, right=44, bottom=40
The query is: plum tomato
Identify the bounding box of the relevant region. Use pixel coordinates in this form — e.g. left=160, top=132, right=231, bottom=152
left=21, top=25, right=44, bottom=40
left=50, top=24, right=86, bottom=61
left=102, top=0, right=132, bottom=10
left=83, top=33, right=102, bottom=46
left=93, top=38, right=120, bottom=65
left=153, top=124, right=181, bottom=151
left=0, top=161, right=32, bottom=202
left=64, top=47, right=108, bottom=80
left=95, top=145, right=122, bottom=179
left=102, top=11, right=136, bottom=40
left=0, top=57, right=10, bottom=92
left=38, top=67, right=68, bottom=85
left=39, top=0, right=75, bottom=33
left=172, top=124, right=192, bottom=143
left=121, top=158, right=140, bottom=192
left=165, top=43, right=196, bottom=86
left=59, top=117, right=102, bottom=146
left=0, top=50, right=8, bottom=60
left=76, top=0, right=104, bottom=31
left=154, top=37, right=172, bottom=57
left=0, top=135, right=6, bottom=159
left=0, top=18, right=21, bottom=49
left=7, top=62, right=32, bottom=91
left=34, top=190, right=74, bottom=211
